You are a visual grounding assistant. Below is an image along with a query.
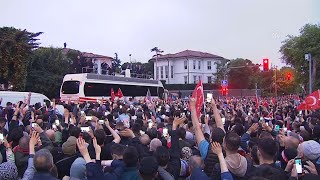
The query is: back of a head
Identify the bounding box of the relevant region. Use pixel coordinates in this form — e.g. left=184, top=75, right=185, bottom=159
left=258, top=138, right=278, bottom=161
left=110, top=143, right=126, bottom=157
left=69, top=126, right=81, bottom=138
left=189, top=155, right=204, bottom=171
left=211, top=127, right=226, bottom=144
left=123, top=146, right=138, bottom=167
left=34, top=149, right=54, bottom=171
left=154, top=146, right=169, bottom=167
left=19, top=135, right=30, bottom=150
left=139, top=156, right=159, bottom=180
left=94, top=129, right=106, bottom=145
left=177, top=127, right=186, bottom=139
left=224, top=132, right=241, bottom=152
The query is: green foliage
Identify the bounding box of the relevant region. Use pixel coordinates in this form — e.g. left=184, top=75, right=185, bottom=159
left=25, top=47, right=71, bottom=99
left=280, top=24, right=320, bottom=91
left=0, top=27, right=42, bottom=90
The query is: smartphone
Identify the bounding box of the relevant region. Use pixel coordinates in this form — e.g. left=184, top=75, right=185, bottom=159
left=248, top=112, right=251, bottom=116
left=80, top=127, right=90, bottom=132
left=32, top=123, right=38, bottom=128
left=283, top=127, right=287, bottom=132
left=266, top=122, right=269, bottom=126
left=163, top=128, right=168, bottom=137
left=119, top=105, right=123, bottom=109
left=85, top=116, right=93, bottom=121
left=98, top=120, right=104, bottom=125
left=0, top=134, right=3, bottom=141
left=52, top=124, right=57, bottom=129
left=104, top=111, right=110, bottom=116
left=140, top=130, right=145, bottom=135
left=81, top=111, right=85, bottom=115
left=275, top=125, right=280, bottom=132
left=259, top=117, right=264, bottom=123
left=295, top=158, right=303, bottom=174
left=161, top=115, right=166, bottom=119
left=55, top=119, right=60, bottom=126
left=148, top=121, right=153, bottom=129
left=221, top=117, right=226, bottom=125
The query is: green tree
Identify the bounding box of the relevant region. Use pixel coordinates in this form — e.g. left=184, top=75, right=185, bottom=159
left=25, top=47, right=71, bottom=98
left=0, top=27, right=42, bottom=90
left=226, top=58, right=260, bottom=89
left=280, top=24, right=320, bottom=92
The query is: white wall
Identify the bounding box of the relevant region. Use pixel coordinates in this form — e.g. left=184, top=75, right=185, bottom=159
left=154, top=57, right=221, bottom=84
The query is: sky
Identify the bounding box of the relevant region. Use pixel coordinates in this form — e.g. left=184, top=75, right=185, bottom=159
left=1, top=0, right=319, bottom=67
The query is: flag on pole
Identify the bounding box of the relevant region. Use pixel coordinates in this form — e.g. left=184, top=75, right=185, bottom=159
left=111, top=88, right=115, bottom=101
left=255, top=94, right=259, bottom=109
left=190, top=80, right=204, bottom=119
left=117, top=88, right=124, bottom=98
left=297, top=90, right=320, bottom=110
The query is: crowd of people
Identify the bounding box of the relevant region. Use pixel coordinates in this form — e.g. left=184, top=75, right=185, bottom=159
left=0, top=94, right=319, bottom=180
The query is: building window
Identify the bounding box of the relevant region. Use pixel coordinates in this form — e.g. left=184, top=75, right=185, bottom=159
left=160, top=66, right=163, bottom=79
left=165, top=66, right=168, bottom=78
left=156, top=67, right=159, bottom=79
left=193, top=60, right=196, bottom=69
left=184, top=76, right=188, bottom=84
left=207, top=76, right=212, bottom=83
left=207, top=61, right=211, bottom=70
left=198, top=61, right=201, bottom=69
left=193, top=75, right=197, bottom=84
left=184, top=60, right=187, bottom=69
left=171, top=65, right=173, bottom=78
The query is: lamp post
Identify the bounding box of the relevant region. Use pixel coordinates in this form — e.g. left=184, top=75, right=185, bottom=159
left=305, top=53, right=312, bottom=94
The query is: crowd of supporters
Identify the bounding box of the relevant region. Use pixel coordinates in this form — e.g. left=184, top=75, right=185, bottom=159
left=0, top=95, right=319, bottom=180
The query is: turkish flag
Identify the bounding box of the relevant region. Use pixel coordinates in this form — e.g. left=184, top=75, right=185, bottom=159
left=297, top=90, right=320, bottom=110
left=190, top=80, right=204, bottom=119
left=117, top=88, right=124, bottom=98
left=111, top=88, right=115, bottom=101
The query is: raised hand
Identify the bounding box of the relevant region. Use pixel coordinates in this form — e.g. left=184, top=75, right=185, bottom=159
left=93, top=137, right=101, bottom=155
left=77, top=137, right=89, bottom=156
left=211, top=142, right=223, bottom=155
left=304, top=161, right=318, bottom=175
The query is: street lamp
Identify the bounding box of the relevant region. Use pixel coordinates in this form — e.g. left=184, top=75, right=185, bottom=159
left=305, top=53, right=312, bottom=94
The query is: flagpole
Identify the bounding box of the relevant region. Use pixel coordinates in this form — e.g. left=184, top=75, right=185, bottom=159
left=201, top=81, right=206, bottom=117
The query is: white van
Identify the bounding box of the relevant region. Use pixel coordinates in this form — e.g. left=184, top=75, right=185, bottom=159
left=0, top=91, right=50, bottom=107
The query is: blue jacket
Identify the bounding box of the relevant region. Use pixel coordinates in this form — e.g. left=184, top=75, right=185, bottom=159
left=120, top=167, right=140, bottom=180
left=86, top=159, right=125, bottom=180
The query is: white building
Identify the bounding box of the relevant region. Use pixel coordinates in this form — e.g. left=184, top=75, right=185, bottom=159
left=152, top=50, right=225, bottom=84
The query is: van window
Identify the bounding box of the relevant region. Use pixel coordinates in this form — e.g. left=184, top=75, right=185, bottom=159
left=61, top=81, right=80, bottom=94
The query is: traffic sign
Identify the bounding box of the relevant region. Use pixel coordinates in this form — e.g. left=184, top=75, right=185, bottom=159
left=221, top=80, right=228, bottom=87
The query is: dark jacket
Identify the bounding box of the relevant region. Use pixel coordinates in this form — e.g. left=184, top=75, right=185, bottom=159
left=164, top=130, right=182, bottom=179
left=86, top=159, right=125, bottom=180
left=120, top=167, right=140, bottom=180
left=31, top=172, right=58, bottom=180
left=190, top=168, right=210, bottom=180
left=249, top=163, right=287, bottom=180
left=55, top=153, right=79, bottom=179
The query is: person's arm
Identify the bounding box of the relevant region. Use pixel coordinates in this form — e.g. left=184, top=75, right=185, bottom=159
left=2, top=138, right=14, bottom=163
left=240, top=123, right=258, bottom=152
left=211, top=99, right=225, bottom=133
left=105, top=119, right=121, bottom=143
left=190, top=98, right=205, bottom=146
left=158, top=166, right=175, bottom=180
left=33, top=125, right=53, bottom=149
left=170, top=117, right=184, bottom=179
left=204, top=115, right=211, bottom=135
left=22, top=131, right=39, bottom=180
left=211, top=142, right=234, bottom=180
left=77, top=137, right=93, bottom=163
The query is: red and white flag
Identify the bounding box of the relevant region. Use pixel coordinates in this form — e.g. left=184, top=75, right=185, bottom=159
left=117, top=88, right=124, bottom=98
left=190, top=80, right=204, bottom=118
left=111, top=88, right=115, bottom=101
left=297, top=90, right=320, bottom=110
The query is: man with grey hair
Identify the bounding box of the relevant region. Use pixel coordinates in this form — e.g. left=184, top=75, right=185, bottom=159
left=188, top=155, right=210, bottom=180
left=33, top=149, right=57, bottom=180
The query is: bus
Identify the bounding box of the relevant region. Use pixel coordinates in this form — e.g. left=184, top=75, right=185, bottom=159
left=60, top=73, right=164, bottom=102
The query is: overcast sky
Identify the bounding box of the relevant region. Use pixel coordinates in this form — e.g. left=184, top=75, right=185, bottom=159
left=1, top=0, right=319, bottom=67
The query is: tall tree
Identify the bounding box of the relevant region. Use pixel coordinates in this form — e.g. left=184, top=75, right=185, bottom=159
left=280, top=24, right=320, bottom=92
left=26, top=47, right=71, bottom=98
left=0, top=27, right=42, bottom=90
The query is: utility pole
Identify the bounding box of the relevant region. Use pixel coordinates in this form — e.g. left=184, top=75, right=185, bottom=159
left=305, top=53, right=312, bottom=94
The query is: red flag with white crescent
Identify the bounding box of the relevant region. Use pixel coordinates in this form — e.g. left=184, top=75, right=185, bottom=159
left=297, top=90, right=320, bottom=110
left=190, top=80, right=204, bottom=119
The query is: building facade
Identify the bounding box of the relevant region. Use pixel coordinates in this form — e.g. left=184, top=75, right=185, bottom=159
left=152, top=50, right=225, bottom=84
